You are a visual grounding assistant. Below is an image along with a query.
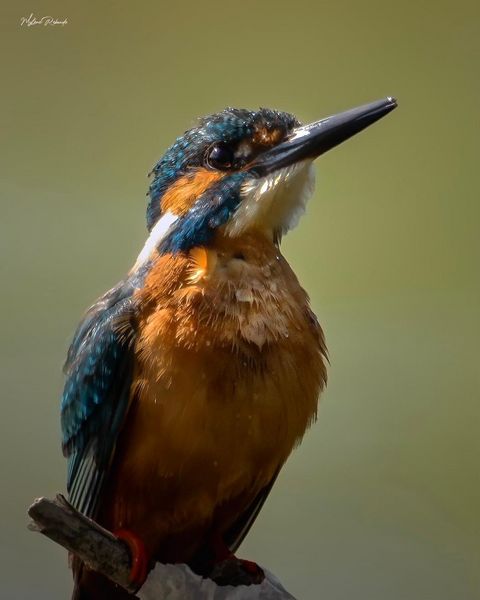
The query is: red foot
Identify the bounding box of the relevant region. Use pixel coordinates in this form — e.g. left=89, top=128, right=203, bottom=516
left=114, top=528, right=149, bottom=591
left=209, top=531, right=265, bottom=583
left=238, top=558, right=263, bottom=577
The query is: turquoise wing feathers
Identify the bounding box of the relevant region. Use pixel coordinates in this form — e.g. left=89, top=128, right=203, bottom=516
left=60, top=281, right=137, bottom=518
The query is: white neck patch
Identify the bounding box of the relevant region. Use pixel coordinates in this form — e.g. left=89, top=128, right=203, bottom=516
left=225, top=160, right=315, bottom=238
left=132, top=211, right=178, bottom=270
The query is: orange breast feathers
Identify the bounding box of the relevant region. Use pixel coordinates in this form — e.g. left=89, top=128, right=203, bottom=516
left=106, top=231, right=327, bottom=561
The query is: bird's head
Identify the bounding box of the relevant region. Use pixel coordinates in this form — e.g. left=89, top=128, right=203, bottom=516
left=139, top=98, right=397, bottom=264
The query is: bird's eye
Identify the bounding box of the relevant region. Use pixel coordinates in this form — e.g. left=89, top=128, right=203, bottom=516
left=206, top=143, right=234, bottom=170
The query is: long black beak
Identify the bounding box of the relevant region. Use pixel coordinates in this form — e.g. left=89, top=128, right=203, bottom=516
left=250, top=97, right=397, bottom=176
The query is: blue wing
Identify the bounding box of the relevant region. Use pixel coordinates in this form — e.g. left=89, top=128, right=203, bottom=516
left=61, top=280, right=137, bottom=518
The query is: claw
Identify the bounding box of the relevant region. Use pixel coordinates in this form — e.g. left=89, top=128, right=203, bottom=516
left=238, top=558, right=264, bottom=578
left=208, top=532, right=265, bottom=585
left=114, top=528, right=149, bottom=591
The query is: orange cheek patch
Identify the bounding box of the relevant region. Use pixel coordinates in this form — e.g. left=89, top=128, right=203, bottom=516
left=161, top=169, right=224, bottom=216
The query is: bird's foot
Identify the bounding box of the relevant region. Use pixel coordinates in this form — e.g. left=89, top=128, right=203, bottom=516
left=114, top=528, right=149, bottom=591
left=210, top=556, right=265, bottom=586
left=208, top=532, right=264, bottom=586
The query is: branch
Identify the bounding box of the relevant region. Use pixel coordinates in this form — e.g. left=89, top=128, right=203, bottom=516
left=28, top=495, right=134, bottom=591
left=28, top=495, right=296, bottom=599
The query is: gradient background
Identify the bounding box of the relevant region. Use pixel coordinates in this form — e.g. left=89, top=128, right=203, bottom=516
left=1, top=1, right=479, bottom=598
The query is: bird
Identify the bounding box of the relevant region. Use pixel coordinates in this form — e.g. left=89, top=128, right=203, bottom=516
left=61, top=97, right=397, bottom=599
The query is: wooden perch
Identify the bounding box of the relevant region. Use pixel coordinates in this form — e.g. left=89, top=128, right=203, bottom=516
left=28, top=495, right=297, bottom=599
left=28, top=495, right=134, bottom=591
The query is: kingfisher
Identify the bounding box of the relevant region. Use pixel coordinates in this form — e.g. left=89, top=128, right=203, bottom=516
left=61, top=97, right=397, bottom=598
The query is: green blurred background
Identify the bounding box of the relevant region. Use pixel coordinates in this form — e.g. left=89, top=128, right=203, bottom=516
left=1, top=0, right=479, bottom=598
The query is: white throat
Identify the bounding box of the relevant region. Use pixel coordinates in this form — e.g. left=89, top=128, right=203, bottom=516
left=225, top=160, right=315, bottom=238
